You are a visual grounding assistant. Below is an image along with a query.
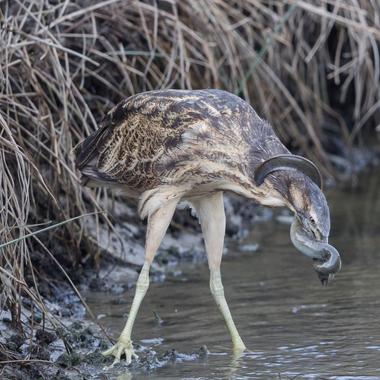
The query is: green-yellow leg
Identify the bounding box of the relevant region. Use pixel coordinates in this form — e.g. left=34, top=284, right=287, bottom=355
left=192, top=192, right=246, bottom=353
left=102, top=262, right=150, bottom=365
left=103, top=197, right=179, bottom=365
left=210, top=269, right=246, bottom=352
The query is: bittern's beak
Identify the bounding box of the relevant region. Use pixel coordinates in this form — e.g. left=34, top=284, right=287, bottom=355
left=290, top=219, right=341, bottom=285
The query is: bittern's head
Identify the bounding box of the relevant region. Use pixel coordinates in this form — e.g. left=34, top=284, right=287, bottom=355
left=254, top=155, right=341, bottom=284
left=285, top=175, right=330, bottom=242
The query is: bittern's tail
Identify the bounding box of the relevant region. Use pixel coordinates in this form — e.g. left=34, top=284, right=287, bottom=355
left=74, top=124, right=110, bottom=170
left=74, top=124, right=114, bottom=187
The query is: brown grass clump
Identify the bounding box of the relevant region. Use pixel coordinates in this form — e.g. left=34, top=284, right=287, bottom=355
left=0, top=0, right=379, bottom=357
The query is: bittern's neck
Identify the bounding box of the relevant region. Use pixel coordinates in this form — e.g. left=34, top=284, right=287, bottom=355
left=221, top=178, right=287, bottom=207
left=259, top=171, right=312, bottom=210
left=253, top=181, right=288, bottom=207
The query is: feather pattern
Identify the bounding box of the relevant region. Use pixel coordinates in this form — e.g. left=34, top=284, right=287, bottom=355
left=75, top=89, right=288, bottom=205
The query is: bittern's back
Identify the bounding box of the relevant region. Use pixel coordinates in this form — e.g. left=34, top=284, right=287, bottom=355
left=74, top=89, right=287, bottom=193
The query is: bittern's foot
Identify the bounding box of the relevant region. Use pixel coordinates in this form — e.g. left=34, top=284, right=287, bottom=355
left=102, top=338, right=138, bottom=366
left=232, top=338, right=247, bottom=354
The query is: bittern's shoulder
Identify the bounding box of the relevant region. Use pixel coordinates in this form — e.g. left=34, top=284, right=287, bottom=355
left=103, top=89, right=256, bottom=129
left=75, top=89, right=266, bottom=171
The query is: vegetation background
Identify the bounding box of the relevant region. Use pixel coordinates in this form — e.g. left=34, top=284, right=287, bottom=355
left=1, top=0, right=379, bottom=366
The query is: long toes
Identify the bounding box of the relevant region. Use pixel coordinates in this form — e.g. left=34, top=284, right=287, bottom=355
left=101, top=342, right=136, bottom=366
left=115, top=345, right=123, bottom=360
left=102, top=346, right=115, bottom=356
left=125, top=348, right=138, bottom=365
left=125, top=349, right=132, bottom=365
left=111, top=348, right=122, bottom=366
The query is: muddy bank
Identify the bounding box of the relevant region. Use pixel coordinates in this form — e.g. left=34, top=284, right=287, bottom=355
left=0, top=247, right=211, bottom=380
left=1, top=314, right=209, bottom=379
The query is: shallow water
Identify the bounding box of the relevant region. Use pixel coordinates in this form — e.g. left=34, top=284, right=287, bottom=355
left=87, top=170, right=380, bottom=379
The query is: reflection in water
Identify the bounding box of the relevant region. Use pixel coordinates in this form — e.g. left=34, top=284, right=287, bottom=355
left=87, top=170, right=380, bottom=379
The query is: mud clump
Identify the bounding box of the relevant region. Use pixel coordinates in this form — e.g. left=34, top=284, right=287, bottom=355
left=83, top=350, right=109, bottom=366
left=5, top=334, right=25, bottom=352
left=36, top=328, right=57, bottom=345
left=56, top=352, right=83, bottom=367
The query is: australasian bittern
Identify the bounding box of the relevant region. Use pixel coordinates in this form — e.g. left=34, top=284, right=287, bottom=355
left=75, top=89, right=341, bottom=365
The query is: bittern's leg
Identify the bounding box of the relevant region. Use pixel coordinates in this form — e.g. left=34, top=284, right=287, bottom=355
left=103, top=198, right=178, bottom=365
left=192, top=192, right=246, bottom=352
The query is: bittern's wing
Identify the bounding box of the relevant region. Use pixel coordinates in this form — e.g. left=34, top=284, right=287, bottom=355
left=74, top=90, right=247, bottom=190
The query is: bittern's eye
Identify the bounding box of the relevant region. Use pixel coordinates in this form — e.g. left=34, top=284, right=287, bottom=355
left=309, top=216, right=315, bottom=225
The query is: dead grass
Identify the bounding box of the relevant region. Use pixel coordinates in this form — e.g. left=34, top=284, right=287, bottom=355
left=0, top=0, right=379, bottom=359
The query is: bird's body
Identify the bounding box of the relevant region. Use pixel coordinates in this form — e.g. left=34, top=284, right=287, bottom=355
left=75, top=89, right=341, bottom=366
left=76, top=90, right=288, bottom=215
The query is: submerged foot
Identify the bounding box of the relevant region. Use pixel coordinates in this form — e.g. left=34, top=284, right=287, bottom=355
left=232, top=338, right=247, bottom=355
left=102, top=338, right=138, bottom=366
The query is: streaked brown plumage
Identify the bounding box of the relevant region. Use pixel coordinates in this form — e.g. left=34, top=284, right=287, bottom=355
left=74, top=89, right=340, bottom=365
left=75, top=89, right=289, bottom=215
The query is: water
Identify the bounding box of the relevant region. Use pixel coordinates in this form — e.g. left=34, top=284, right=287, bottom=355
left=87, top=170, right=380, bottom=379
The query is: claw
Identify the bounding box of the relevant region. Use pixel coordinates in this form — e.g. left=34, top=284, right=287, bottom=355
left=102, top=338, right=138, bottom=366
